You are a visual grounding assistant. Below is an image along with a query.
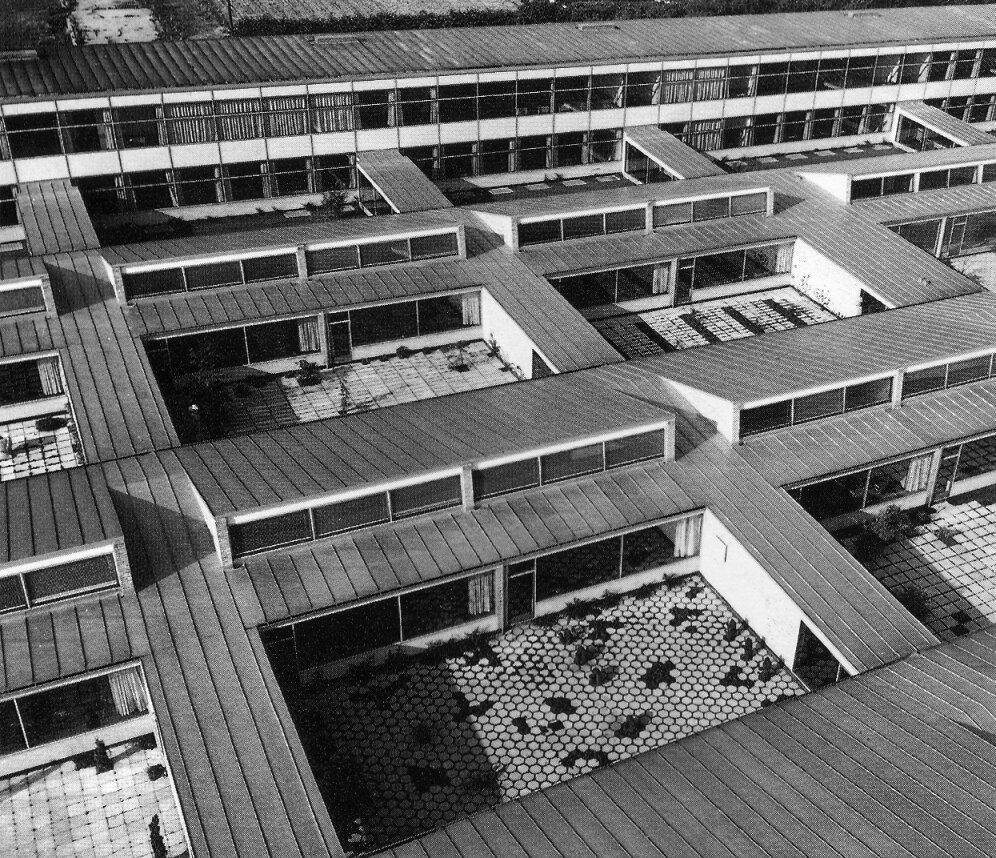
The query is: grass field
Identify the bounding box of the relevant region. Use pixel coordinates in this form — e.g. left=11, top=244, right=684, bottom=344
left=227, top=0, right=518, bottom=22
left=2, top=0, right=63, bottom=50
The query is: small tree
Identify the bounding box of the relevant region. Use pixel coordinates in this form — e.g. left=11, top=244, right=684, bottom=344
left=866, top=504, right=913, bottom=544
left=149, top=814, right=168, bottom=858
left=93, top=739, right=113, bottom=774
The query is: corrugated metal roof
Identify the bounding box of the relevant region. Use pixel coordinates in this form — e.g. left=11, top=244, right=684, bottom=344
left=741, top=377, right=996, bottom=486
left=2, top=6, right=996, bottom=99
left=854, top=179, right=996, bottom=222
left=895, top=100, right=996, bottom=146
left=356, top=150, right=454, bottom=214
left=0, top=253, right=48, bottom=282
left=374, top=628, right=996, bottom=858
left=180, top=368, right=676, bottom=517
left=640, top=291, right=996, bottom=405
left=0, top=465, right=122, bottom=565
left=799, top=140, right=996, bottom=178
left=623, top=126, right=727, bottom=180
left=17, top=180, right=99, bottom=257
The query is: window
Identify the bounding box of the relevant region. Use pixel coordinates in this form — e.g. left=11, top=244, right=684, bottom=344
left=22, top=553, right=118, bottom=605
left=230, top=511, right=312, bottom=557
left=903, top=363, right=948, bottom=398
left=410, top=232, right=458, bottom=260
left=114, top=104, right=163, bottom=148
left=418, top=294, right=473, bottom=334
left=242, top=254, right=297, bottom=283
left=59, top=109, right=112, bottom=153
left=294, top=598, right=401, bottom=668
left=956, top=434, right=996, bottom=480
left=0, top=360, right=48, bottom=403
left=350, top=301, right=418, bottom=346
left=541, top=443, right=604, bottom=482
left=389, top=475, right=462, bottom=519
left=123, top=268, right=185, bottom=299
left=654, top=201, right=692, bottom=228
left=354, top=89, right=392, bottom=129
left=0, top=576, right=27, bottom=613
left=605, top=428, right=669, bottom=468
left=562, top=213, right=604, bottom=241
left=438, top=83, right=477, bottom=123
left=0, top=285, right=45, bottom=318
left=215, top=98, right=263, bottom=140
left=605, top=208, right=645, bottom=234
left=693, top=196, right=730, bottom=221
left=794, top=623, right=843, bottom=689
left=622, top=516, right=701, bottom=575
left=5, top=112, right=62, bottom=158
left=269, top=158, right=310, bottom=196
left=245, top=319, right=311, bottom=363
left=400, top=572, right=494, bottom=639
left=730, top=192, right=767, bottom=216
left=473, top=459, right=540, bottom=499
left=184, top=260, right=241, bottom=292
left=947, top=355, right=992, bottom=387
left=740, top=400, right=792, bottom=437
left=306, top=245, right=359, bottom=274
left=165, top=101, right=216, bottom=145
left=128, top=171, right=172, bottom=210
left=844, top=377, right=892, bottom=411
left=225, top=162, right=266, bottom=201
left=793, top=388, right=845, bottom=424
left=313, top=493, right=390, bottom=538
left=174, top=166, right=221, bottom=206
left=536, top=537, right=622, bottom=602
left=892, top=219, right=941, bottom=254
left=519, top=220, right=562, bottom=246
left=360, top=239, right=410, bottom=267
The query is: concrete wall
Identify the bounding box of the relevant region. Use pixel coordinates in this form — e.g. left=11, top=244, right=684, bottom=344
left=480, top=287, right=546, bottom=378
left=791, top=237, right=868, bottom=317
left=698, top=509, right=853, bottom=676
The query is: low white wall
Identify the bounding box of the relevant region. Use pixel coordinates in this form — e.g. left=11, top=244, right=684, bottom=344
left=791, top=237, right=868, bottom=318
left=480, top=288, right=547, bottom=378
left=699, top=509, right=848, bottom=675
left=950, top=468, right=996, bottom=499
left=689, top=273, right=791, bottom=304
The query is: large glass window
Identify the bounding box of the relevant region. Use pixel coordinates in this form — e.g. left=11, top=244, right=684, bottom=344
left=740, top=400, right=792, bottom=437
left=389, top=475, right=462, bottom=519
left=230, top=510, right=312, bottom=557
left=0, top=285, right=46, bottom=318
left=400, top=572, right=494, bottom=639
left=418, top=294, right=473, bottom=334
left=4, top=112, right=62, bottom=158
left=535, top=536, right=622, bottom=602
left=225, top=162, right=266, bottom=201
left=517, top=77, right=554, bottom=115
left=903, top=363, right=948, bottom=398
left=438, top=83, right=477, bottom=123
left=59, top=109, right=113, bottom=153
left=956, top=434, right=996, bottom=480
left=294, top=599, right=401, bottom=668
left=114, top=104, right=163, bottom=148
left=477, top=79, right=516, bottom=119
left=0, top=360, right=46, bottom=403
left=313, top=493, right=390, bottom=538
left=605, top=428, right=669, bottom=468
left=791, top=470, right=869, bottom=521
left=22, top=554, right=117, bottom=606
left=541, top=443, right=604, bottom=483
left=473, top=459, right=540, bottom=499
left=245, top=319, right=309, bottom=363
left=353, top=90, right=392, bottom=129
left=350, top=301, right=418, bottom=346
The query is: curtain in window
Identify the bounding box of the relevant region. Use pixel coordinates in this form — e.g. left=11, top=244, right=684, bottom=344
left=37, top=356, right=62, bottom=397
left=97, top=109, right=116, bottom=150
left=108, top=667, right=148, bottom=718
left=216, top=99, right=263, bottom=140
left=903, top=453, right=934, bottom=493
left=687, top=119, right=723, bottom=151
left=311, top=93, right=355, bottom=133
left=661, top=69, right=694, bottom=104
left=297, top=316, right=321, bottom=353
left=694, top=67, right=727, bottom=101
left=673, top=514, right=702, bottom=558
left=387, top=91, right=402, bottom=128
left=467, top=573, right=493, bottom=616
left=166, top=102, right=215, bottom=145
left=653, top=263, right=671, bottom=295
left=776, top=244, right=794, bottom=274
left=461, top=293, right=481, bottom=326
left=265, top=96, right=308, bottom=137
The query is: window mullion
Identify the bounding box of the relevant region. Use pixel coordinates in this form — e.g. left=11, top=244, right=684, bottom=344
left=13, top=698, right=30, bottom=749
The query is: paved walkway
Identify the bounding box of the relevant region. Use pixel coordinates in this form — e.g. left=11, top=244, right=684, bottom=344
left=1, top=736, right=187, bottom=858
left=292, top=574, right=802, bottom=851
left=865, top=487, right=996, bottom=641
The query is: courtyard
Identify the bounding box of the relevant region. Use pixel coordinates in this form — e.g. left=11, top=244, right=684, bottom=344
left=289, top=574, right=803, bottom=853
left=0, top=412, right=84, bottom=482
left=863, top=486, right=996, bottom=641
left=0, top=735, right=187, bottom=858
left=593, top=287, right=836, bottom=357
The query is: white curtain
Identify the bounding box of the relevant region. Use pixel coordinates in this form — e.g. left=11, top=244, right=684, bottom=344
left=467, top=572, right=493, bottom=616
left=776, top=244, right=794, bottom=274
left=661, top=69, right=694, bottom=104
left=216, top=99, right=263, bottom=141
left=265, top=96, right=308, bottom=137
left=297, top=317, right=321, bottom=353
left=687, top=119, right=723, bottom=151
left=166, top=101, right=215, bottom=145
left=903, top=453, right=934, bottom=493
left=653, top=263, right=671, bottom=295
left=108, top=667, right=147, bottom=718
left=462, top=293, right=481, bottom=326
left=311, top=93, right=355, bottom=133
left=694, top=67, right=727, bottom=101
left=673, top=514, right=703, bottom=558
left=37, top=356, right=62, bottom=397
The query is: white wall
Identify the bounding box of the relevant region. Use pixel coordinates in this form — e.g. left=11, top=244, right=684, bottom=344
left=480, top=287, right=547, bottom=378
left=791, top=237, right=869, bottom=317
left=664, top=380, right=736, bottom=443
left=698, top=509, right=852, bottom=675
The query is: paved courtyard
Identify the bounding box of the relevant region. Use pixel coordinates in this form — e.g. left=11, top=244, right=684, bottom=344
left=194, top=340, right=516, bottom=437
left=0, top=735, right=188, bottom=858
left=594, top=288, right=836, bottom=357
left=0, top=411, right=84, bottom=482
left=291, top=574, right=803, bottom=852
left=864, top=487, right=996, bottom=641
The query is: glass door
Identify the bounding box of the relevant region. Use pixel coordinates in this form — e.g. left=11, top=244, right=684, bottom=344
left=506, top=562, right=535, bottom=625
left=931, top=445, right=960, bottom=505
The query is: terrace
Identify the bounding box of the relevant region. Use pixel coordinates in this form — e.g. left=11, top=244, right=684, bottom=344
left=593, top=287, right=836, bottom=357
left=168, top=340, right=518, bottom=440
left=1, top=734, right=187, bottom=858
left=725, top=142, right=904, bottom=173
left=861, top=486, right=996, bottom=641
left=288, top=574, right=803, bottom=853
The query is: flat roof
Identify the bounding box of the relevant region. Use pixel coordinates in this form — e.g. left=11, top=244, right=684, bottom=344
left=641, top=291, right=996, bottom=405
left=17, top=180, right=99, bottom=257
left=374, top=628, right=996, bottom=858
left=895, top=99, right=996, bottom=147
left=623, top=126, right=727, bottom=180
left=356, top=150, right=454, bottom=214
left=798, top=140, right=996, bottom=178
left=2, top=5, right=995, bottom=99
left=853, top=179, right=996, bottom=222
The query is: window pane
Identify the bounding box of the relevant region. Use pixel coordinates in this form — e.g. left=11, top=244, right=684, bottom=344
left=793, top=470, right=869, bottom=520
left=242, top=254, right=297, bottom=283
left=185, top=260, right=242, bottom=291
left=0, top=361, right=44, bottom=403
left=245, top=319, right=303, bottom=363
left=605, top=428, right=669, bottom=468
left=605, top=208, right=645, bottom=234
left=19, top=673, right=145, bottom=747
left=226, top=162, right=266, bottom=200
left=851, top=178, right=882, bottom=200
left=519, top=220, right=562, bottom=246
left=230, top=510, right=312, bottom=557
left=693, top=249, right=745, bottom=288
left=0, top=286, right=44, bottom=318
left=0, top=700, right=25, bottom=754
left=306, top=245, right=359, bottom=274
left=562, top=213, right=605, bottom=241
left=410, top=232, right=458, bottom=260
left=948, top=166, right=977, bottom=187
left=692, top=196, right=730, bottom=221
left=622, top=525, right=677, bottom=575
left=653, top=202, right=692, bottom=227
left=882, top=173, right=913, bottom=196
left=0, top=575, right=27, bottom=612
left=122, top=268, right=185, bottom=299
left=473, top=458, right=540, bottom=499
left=541, top=443, right=605, bottom=482
left=918, top=169, right=948, bottom=192
left=390, top=475, right=462, bottom=519
left=313, top=493, right=390, bottom=537
left=167, top=328, right=248, bottom=374
left=903, top=364, right=947, bottom=398
left=865, top=459, right=919, bottom=506
left=614, top=265, right=656, bottom=302
left=536, top=537, right=622, bottom=602
left=842, top=377, right=891, bottom=412
left=400, top=572, right=494, bottom=639
left=740, top=400, right=792, bottom=437
left=793, top=388, right=844, bottom=424
left=947, top=355, right=991, bottom=387
left=24, top=554, right=117, bottom=605
left=956, top=434, right=996, bottom=479
left=418, top=294, right=467, bottom=334
left=295, top=599, right=401, bottom=668
left=359, top=239, right=410, bottom=267
left=552, top=271, right=616, bottom=308
left=350, top=301, right=418, bottom=346
left=893, top=219, right=941, bottom=253
left=730, top=192, right=767, bottom=216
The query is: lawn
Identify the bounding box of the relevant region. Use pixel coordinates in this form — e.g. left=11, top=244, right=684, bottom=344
left=2, top=0, right=65, bottom=51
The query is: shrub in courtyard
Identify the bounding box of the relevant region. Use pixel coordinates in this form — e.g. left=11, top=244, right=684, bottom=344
left=759, top=657, right=776, bottom=683
left=93, top=739, right=113, bottom=774
left=743, top=636, right=755, bottom=661
left=463, top=764, right=505, bottom=794
left=564, top=598, right=595, bottom=620
left=866, top=504, right=914, bottom=544
left=138, top=733, right=157, bottom=751
left=641, top=660, right=676, bottom=690
left=934, top=525, right=960, bottom=547
left=561, top=748, right=610, bottom=769
left=614, top=712, right=651, bottom=740
left=147, top=763, right=167, bottom=781
left=296, top=359, right=323, bottom=386
left=724, top=619, right=739, bottom=642
left=588, top=665, right=616, bottom=687
left=558, top=624, right=587, bottom=646
left=149, top=814, right=168, bottom=858
left=574, top=642, right=602, bottom=666
left=895, top=586, right=932, bottom=621
left=545, top=696, right=577, bottom=716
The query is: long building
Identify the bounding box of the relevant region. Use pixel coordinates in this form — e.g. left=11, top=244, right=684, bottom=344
left=2, top=6, right=996, bottom=858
